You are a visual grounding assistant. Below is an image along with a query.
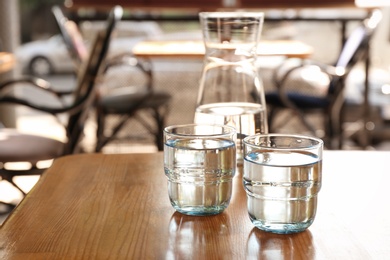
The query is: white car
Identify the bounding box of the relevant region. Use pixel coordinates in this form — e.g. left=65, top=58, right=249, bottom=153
left=15, top=34, right=75, bottom=75
left=15, top=20, right=200, bottom=76
left=15, top=34, right=149, bottom=76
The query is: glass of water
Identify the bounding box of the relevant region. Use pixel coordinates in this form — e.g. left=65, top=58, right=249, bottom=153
left=164, top=124, right=236, bottom=216
left=243, top=134, right=323, bottom=234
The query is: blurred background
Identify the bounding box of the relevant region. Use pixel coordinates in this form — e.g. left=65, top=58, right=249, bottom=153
left=2, top=1, right=390, bottom=150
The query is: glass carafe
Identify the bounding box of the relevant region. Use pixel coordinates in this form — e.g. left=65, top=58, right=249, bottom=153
left=194, top=12, right=268, bottom=163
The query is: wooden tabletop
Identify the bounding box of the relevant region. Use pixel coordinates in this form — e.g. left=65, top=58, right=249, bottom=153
left=0, top=151, right=389, bottom=259
left=133, top=40, right=314, bottom=59
left=0, top=52, right=15, bottom=74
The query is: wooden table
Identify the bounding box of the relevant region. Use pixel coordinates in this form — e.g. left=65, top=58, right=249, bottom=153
left=0, top=151, right=389, bottom=259
left=0, top=52, right=15, bottom=74
left=133, top=40, right=314, bottom=59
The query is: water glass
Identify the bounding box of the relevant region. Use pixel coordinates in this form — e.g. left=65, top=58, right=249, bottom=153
left=243, top=134, right=323, bottom=234
left=164, top=124, right=236, bottom=216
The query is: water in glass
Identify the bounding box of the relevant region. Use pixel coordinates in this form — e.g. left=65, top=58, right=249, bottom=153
left=164, top=138, right=236, bottom=216
left=243, top=150, right=322, bottom=234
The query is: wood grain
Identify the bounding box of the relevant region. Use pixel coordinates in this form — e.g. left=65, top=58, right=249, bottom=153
left=0, top=151, right=389, bottom=259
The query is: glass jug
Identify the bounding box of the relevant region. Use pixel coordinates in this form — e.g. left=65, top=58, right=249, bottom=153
left=194, top=12, right=268, bottom=163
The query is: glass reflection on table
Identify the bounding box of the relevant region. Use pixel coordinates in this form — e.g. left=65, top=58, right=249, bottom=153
left=166, top=211, right=231, bottom=259
left=246, top=228, right=315, bottom=259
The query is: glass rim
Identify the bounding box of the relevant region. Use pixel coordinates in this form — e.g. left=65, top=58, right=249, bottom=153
left=164, top=123, right=236, bottom=137
left=199, top=11, right=265, bottom=19
left=243, top=133, right=323, bottom=150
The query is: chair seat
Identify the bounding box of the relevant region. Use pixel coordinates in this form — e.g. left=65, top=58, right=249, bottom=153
left=99, top=87, right=171, bottom=114
left=0, top=129, right=64, bottom=163
left=266, top=92, right=330, bottom=109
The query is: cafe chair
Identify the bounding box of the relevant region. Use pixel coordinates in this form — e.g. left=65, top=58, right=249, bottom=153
left=265, top=9, right=382, bottom=149
left=52, top=5, right=172, bottom=152
left=0, top=5, right=123, bottom=212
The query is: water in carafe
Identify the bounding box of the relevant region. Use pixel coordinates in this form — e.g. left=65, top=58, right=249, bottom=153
left=194, top=12, right=268, bottom=163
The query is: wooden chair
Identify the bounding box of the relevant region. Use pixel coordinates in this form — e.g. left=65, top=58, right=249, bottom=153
left=265, top=9, right=382, bottom=149
left=0, top=6, right=123, bottom=212
left=52, top=5, right=171, bottom=152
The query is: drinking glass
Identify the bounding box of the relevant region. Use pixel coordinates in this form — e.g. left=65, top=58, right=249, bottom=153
left=243, top=134, right=323, bottom=234
left=164, top=124, right=236, bottom=216
left=194, top=12, right=268, bottom=164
